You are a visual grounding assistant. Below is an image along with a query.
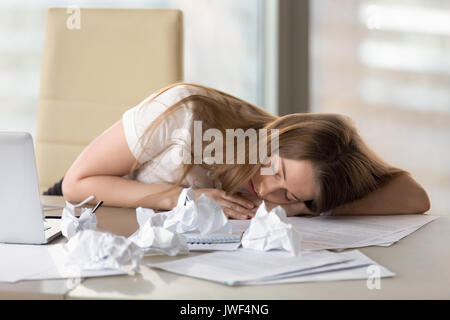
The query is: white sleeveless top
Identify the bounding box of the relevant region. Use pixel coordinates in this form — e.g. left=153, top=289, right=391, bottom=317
left=122, top=84, right=222, bottom=189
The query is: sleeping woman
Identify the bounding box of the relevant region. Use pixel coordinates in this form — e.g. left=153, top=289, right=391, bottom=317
left=61, top=83, right=430, bottom=219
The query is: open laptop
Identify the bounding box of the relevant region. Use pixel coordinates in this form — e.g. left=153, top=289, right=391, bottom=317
left=0, top=132, right=61, bottom=244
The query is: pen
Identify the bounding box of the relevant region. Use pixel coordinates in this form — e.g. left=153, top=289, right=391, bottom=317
left=92, top=200, right=104, bottom=214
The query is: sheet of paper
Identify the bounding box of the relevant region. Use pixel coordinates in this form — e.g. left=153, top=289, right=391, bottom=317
left=229, top=214, right=438, bottom=251
left=25, top=244, right=125, bottom=280
left=0, top=243, right=124, bottom=283
left=292, top=215, right=438, bottom=250
left=351, top=224, right=430, bottom=247
left=148, top=248, right=351, bottom=286
left=254, top=250, right=379, bottom=281
left=246, top=251, right=395, bottom=285
left=0, top=244, right=56, bottom=282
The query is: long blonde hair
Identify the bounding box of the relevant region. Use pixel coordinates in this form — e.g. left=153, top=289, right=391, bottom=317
left=130, top=82, right=404, bottom=213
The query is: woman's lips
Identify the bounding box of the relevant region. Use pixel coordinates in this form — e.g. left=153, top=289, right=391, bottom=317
left=249, top=179, right=258, bottom=197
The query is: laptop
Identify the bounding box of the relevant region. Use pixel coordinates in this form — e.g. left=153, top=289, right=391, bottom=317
left=0, top=132, right=61, bottom=244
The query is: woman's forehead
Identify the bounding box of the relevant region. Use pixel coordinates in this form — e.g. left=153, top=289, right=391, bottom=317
left=282, top=157, right=316, bottom=201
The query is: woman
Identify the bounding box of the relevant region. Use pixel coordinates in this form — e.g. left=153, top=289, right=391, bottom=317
left=62, top=83, right=430, bottom=219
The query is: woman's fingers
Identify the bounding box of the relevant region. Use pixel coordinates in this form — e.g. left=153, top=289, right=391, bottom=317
left=252, top=198, right=263, bottom=207
left=213, top=191, right=256, bottom=215
left=214, top=198, right=252, bottom=219
left=194, top=188, right=257, bottom=219
left=220, top=199, right=254, bottom=218
left=227, top=200, right=256, bottom=216
left=221, top=206, right=250, bottom=220
left=222, top=193, right=256, bottom=210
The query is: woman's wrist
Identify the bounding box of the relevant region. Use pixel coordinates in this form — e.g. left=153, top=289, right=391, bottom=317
left=140, top=185, right=184, bottom=210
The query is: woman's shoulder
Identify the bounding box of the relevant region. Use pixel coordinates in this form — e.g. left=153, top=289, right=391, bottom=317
left=128, top=84, right=197, bottom=121
left=153, top=83, right=211, bottom=107
left=125, top=83, right=218, bottom=136
left=122, top=85, right=201, bottom=165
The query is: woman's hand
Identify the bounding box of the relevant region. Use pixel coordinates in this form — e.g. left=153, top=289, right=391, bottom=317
left=195, top=188, right=258, bottom=220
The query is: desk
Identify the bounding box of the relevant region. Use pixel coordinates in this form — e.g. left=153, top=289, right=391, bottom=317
left=1, top=196, right=449, bottom=299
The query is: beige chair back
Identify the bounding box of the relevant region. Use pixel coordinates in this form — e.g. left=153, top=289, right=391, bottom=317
left=36, top=8, right=183, bottom=191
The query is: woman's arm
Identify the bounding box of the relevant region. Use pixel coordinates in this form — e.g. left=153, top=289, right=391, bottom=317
left=331, top=173, right=430, bottom=215
left=62, top=120, right=257, bottom=217
left=265, top=173, right=430, bottom=216
left=62, top=120, right=183, bottom=209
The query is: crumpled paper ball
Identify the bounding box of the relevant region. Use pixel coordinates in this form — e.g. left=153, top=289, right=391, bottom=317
left=241, top=201, right=302, bottom=256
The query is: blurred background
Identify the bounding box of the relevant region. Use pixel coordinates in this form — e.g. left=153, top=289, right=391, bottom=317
left=0, top=0, right=448, bottom=215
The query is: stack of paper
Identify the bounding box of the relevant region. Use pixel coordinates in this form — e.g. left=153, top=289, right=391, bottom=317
left=291, top=214, right=439, bottom=250
left=0, top=244, right=124, bottom=283
left=245, top=251, right=394, bottom=285
left=230, top=214, right=438, bottom=251
left=147, top=248, right=394, bottom=286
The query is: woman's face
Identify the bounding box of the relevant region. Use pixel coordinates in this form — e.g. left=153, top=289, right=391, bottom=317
left=243, top=155, right=317, bottom=205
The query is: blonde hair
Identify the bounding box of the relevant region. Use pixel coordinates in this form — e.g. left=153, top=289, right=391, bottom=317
left=130, top=82, right=405, bottom=213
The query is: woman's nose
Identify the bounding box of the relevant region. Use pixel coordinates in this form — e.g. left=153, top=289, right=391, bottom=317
left=258, top=176, right=282, bottom=198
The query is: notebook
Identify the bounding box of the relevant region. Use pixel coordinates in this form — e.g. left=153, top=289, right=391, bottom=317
left=184, top=231, right=243, bottom=244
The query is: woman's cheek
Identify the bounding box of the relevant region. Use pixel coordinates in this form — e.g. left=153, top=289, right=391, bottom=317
left=262, top=193, right=286, bottom=205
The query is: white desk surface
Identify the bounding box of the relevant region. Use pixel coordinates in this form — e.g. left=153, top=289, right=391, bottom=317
left=1, top=196, right=449, bottom=300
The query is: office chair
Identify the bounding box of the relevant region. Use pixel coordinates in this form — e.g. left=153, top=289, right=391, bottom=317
left=36, top=8, right=184, bottom=193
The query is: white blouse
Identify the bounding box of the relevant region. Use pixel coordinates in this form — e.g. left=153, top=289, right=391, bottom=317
left=122, top=84, right=222, bottom=189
